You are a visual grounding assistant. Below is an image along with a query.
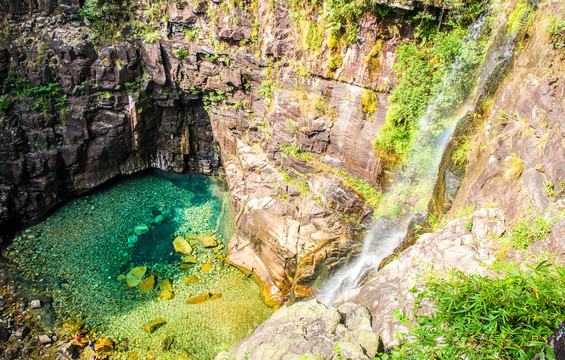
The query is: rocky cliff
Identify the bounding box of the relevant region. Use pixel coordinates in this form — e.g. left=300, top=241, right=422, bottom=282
left=0, top=0, right=423, bottom=305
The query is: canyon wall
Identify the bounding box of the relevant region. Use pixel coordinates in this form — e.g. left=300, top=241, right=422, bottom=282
left=0, top=0, right=421, bottom=304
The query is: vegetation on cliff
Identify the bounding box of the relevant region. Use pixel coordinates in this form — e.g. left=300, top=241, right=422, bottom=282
left=381, top=259, right=565, bottom=359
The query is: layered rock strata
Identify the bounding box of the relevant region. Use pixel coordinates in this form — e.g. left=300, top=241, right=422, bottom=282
left=0, top=0, right=420, bottom=304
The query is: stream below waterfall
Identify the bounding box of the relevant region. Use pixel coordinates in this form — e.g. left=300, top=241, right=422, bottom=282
left=4, top=171, right=272, bottom=360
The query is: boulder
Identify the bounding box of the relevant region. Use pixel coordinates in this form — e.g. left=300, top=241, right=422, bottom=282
left=173, top=236, right=193, bottom=256
left=196, top=233, right=217, bottom=248
left=186, top=292, right=222, bottom=304
left=134, top=224, right=150, bottom=236
left=138, top=275, right=156, bottom=291
left=142, top=318, right=167, bottom=334
left=126, top=266, right=147, bottom=288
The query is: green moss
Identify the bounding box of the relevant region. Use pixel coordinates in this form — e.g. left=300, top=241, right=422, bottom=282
left=507, top=0, right=531, bottom=34
left=361, top=89, right=378, bottom=114
left=280, top=145, right=382, bottom=208
left=327, top=54, right=343, bottom=71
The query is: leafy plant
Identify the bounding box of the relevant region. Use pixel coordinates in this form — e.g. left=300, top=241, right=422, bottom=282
left=361, top=89, right=378, bottom=114
left=507, top=214, right=556, bottom=250
left=549, top=19, right=565, bottom=49
left=383, top=260, right=565, bottom=359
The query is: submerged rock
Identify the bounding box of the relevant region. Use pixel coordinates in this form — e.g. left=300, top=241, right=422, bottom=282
left=173, top=236, right=193, bottom=256
left=157, top=290, right=175, bottom=300
left=134, top=224, right=150, bottom=236
left=95, top=339, right=114, bottom=353
left=142, top=318, right=167, bottom=334
left=161, top=336, right=174, bottom=351
left=180, top=276, right=199, bottom=285
left=127, top=235, right=139, bottom=244
left=154, top=215, right=165, bottom=224
left=200, top=263, right=213, bottom=272
left=138, top=275, right=156, bottom=292
left=196, top=234, right=217, bottom=248
left=126, top=266, right=147, bottom=288
left=186, top=292, right=222, bottom=304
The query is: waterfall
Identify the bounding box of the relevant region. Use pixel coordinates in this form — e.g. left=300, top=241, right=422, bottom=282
left=320, top=15, right=489, bottom=305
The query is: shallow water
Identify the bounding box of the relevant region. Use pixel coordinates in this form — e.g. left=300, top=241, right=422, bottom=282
left=5, top=171, right=272, bottom=359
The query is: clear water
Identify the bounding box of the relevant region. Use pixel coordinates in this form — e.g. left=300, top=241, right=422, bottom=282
left=5, top=171, right=272, bottom=359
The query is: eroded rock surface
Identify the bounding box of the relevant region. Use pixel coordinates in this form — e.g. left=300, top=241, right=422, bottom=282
left=216, top=299, right=382, bottom=360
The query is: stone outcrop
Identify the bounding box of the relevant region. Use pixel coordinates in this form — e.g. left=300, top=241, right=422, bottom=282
left=430, top=0, right=565, bottom=224
left=216, top=299, right=383, bottom=360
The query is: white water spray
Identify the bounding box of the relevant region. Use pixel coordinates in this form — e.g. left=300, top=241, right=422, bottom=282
left=320, top=16, right=489, bottom=305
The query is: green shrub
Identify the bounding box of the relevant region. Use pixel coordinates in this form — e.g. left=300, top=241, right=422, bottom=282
left=382, top=260, right=565, bottom=359
left=361, top=89, right=378, bottom=114
left=80, top=0, right=132, bottom=43
left=508, top=215, right=556, bottom=250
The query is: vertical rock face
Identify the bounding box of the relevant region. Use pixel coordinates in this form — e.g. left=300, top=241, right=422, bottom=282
left=0, top=0, right=417, bottom=304
left=430, top=0, right=565, bottom=223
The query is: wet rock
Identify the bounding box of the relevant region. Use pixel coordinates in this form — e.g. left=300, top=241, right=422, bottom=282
left=161, top=336, right=174, bottom=351
left=142, top=318, right=167, bottom=334
left=57, top=342, right=80, bottom=359
left=134, top=224, right=150, bottom=236
left=200, top=263, right=213, bottom=272
left=180, top=276, right=199, bottom=285
left=173, top=236, right=193, bottom=256
left=126, top=266, right=147, bottom=287
left=138, top=275, right=156, bottom=292
left=196, top=233, right=217, bottom=248
left=186, top=292, right=222, bottom=304
left=95, top=339, right=114, bottom=353
left=0, top=325, right=9, bottom=343
left=4, top=347, right=18, bottom=360
left=39, top=334, right=52, bottom=344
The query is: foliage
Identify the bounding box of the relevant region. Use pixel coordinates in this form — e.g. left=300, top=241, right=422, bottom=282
left=173, top=49, right=190, bottom=60
left=281, top=145, right=382, bottom=208
left=549, top=19, right=565, bottom=49
left=361, top=89, right=378, bottom=114
left=451, top=135, right=470, bottom=167
left=1, top=70, right=66, bottom=116
left=506, top=0, right=531, bottom=34
left=183, top=28, right=200, bottom=42
left=375, top=26, right=485, bottom=158
left=202, top=90, right=227, bottom=111
left=80, top=0, right=132, bottom=43
left=502, top=153, right=524, bottom=181
left=507, top=214, right=557, bottom=250
left=383, top=260, right=565, bottom=359
left=257, top=79, right=275, bottom=99
left=280, top=169, right=310, bottom=196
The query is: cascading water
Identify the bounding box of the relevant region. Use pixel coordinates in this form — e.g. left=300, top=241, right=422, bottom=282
left=320, top=15, right=490, bottom=305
